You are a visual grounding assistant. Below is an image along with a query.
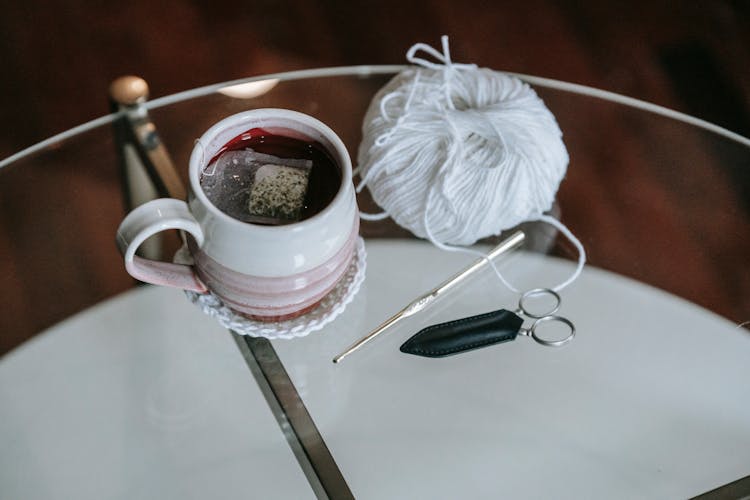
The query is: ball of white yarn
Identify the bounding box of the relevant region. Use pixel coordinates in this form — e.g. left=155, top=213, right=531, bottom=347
left=358, top=58, right=569, bottom=246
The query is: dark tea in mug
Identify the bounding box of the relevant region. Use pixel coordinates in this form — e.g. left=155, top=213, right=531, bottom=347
left=200, top=127, right=342, bottom=225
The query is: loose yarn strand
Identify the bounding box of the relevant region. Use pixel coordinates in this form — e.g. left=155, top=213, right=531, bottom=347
left=359, top=211, right=390, bottom=221
left=422, top=216, right=585, bottom=294
left=536, top=214, right=586, bottom=292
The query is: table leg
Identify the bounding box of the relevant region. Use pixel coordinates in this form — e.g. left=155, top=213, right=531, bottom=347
left=231, top=332, right=354, bottom=500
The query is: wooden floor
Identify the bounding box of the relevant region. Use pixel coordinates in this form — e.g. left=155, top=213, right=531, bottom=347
left=1, top=1, right=749, bottom=355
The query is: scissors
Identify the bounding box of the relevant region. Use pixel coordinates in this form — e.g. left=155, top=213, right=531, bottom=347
left=399, top=288, right=575, bottom=358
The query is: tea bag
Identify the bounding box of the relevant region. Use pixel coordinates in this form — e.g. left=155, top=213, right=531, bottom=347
left=202, top=149, right=312, bottom=225
left=248, top=162, right=310, bottom=222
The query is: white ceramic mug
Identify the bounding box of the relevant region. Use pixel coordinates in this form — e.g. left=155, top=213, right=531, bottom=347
left=116, top=109, right=359, bottom=321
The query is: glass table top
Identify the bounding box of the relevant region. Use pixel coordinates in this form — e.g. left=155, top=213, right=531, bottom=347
left=1, top=67, right=748, bottom=499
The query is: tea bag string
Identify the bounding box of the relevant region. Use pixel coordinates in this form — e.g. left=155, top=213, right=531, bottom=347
left=195, top=138, right=218, bottom=176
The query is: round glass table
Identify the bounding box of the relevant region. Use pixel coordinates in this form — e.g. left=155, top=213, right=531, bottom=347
left=1, top=67, right=749, bottom=499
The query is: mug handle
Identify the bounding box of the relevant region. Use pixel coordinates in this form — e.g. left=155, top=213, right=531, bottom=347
left=116, top=198, right=208, bottom=293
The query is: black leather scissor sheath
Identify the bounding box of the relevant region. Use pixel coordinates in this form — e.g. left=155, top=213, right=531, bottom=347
left=400, top=309, right=524, bottom=358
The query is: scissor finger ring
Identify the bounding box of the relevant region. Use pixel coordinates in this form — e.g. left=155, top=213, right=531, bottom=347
left=528, top=315, right=576, bottom=347
left=519, top=287, right=561, bottom=318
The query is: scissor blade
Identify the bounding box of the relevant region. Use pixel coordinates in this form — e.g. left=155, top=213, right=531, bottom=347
left=400, top=309, right=523, bottom=358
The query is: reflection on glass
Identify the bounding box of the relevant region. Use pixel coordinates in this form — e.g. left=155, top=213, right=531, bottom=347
left=217, top=79, right=279, bottom=99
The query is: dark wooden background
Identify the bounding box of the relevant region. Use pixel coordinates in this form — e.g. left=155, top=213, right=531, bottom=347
left=1, top=0, right=749, bottom=355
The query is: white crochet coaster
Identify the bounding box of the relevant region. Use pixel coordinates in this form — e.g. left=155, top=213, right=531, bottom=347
left=176, top=238, right=366, bottom=339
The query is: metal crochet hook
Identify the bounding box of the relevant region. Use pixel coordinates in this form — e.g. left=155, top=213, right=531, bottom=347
left=332, top=230, right=525, bottom=364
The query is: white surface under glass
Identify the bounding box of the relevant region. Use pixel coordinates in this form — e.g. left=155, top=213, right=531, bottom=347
left=0, top=290, right=314, bottom=500
left=2, top=242, right=748, bottom=499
